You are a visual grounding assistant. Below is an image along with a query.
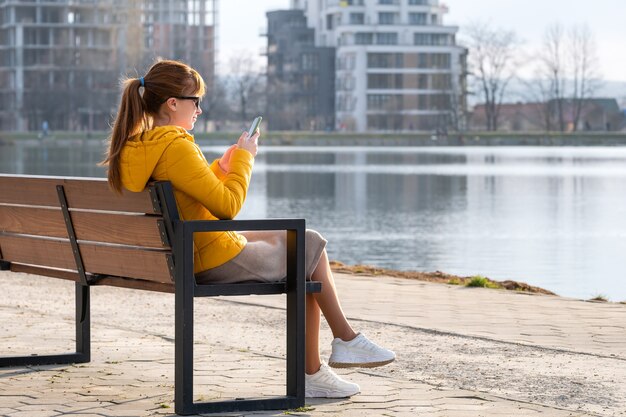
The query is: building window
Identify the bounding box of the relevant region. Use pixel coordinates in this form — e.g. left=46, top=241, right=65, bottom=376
left=368, top=74, right=389, bottom=89
left=409, top=12, right=427, bottom=25
left=418, top=74, right=428, bottom=89
left=378, top=12, right=395, bottom=25
left=415, top=53, right=451, bottom=69
left=367, top=74, right=402, bottom=89
left=301, top=53, right=319, bottom=70
left=431, top=53, right=451, bottom=69
left=378, top=0, right=396, bottom=4
left=408, top=0, right=428, bottom=4
left=376, top=32, right=398, bottom=45
left=414, top=33, right=451, bottom=45
left=367, top=94, right=402, bottom=110
left=431, top=74, right=452, bottom=89
left=355, top=32, right=373, bottom=45
left=349, top=13, right=365, bottom=24
left=338, top=52, right=357, bottom=70
left=368, top=53, right=389, bottom=68
left=367, top=53, right=403, bottom=68
left=337, top=94, right=356, bottom=111
left=337, top=75, right=355, bottom=91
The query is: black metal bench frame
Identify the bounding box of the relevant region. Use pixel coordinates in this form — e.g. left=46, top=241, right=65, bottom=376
left=0, top=179, right=319, bottom=415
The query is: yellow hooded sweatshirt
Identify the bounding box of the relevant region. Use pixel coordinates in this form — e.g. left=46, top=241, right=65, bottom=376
left=119, top=126, right=254, bottom=273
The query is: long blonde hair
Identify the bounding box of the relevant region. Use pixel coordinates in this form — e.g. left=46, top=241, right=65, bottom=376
left=102, top=59, right=206, bottom=192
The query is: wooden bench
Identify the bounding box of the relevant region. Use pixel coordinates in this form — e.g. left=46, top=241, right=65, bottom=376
left=0, top=173, right=321, bottom=415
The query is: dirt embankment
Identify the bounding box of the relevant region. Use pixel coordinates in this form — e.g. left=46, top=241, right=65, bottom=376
left=329, top=261, right=557, bottom=296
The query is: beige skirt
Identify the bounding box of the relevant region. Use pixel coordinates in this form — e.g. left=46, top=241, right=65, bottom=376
left=195, top=229, right=327, bottom=284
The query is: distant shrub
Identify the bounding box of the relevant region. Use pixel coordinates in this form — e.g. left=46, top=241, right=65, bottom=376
left=466, top=275, right=501, bottom=289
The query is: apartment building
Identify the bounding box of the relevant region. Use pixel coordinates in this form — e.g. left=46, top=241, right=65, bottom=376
left=281, top=0, right=466, bottom=132
left=140, top=0, right=216, bottom=87
left=0, top=0, right=216, bottom=132
left=265, top=9, right=335, bottom=131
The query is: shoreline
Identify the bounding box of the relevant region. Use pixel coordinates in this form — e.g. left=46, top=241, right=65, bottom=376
left=3, top=130, right=626, bottom=147
left=329, top=260, right=555, bottom=295
left=330, top=261, right=625, bottom=304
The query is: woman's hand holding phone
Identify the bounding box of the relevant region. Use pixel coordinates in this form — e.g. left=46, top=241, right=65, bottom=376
left=237, top=116, right=262, bottom=157
left=237, top=130, right=259, bottom=157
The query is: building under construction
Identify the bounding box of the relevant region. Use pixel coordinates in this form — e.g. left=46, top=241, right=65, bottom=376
left=0, top=0, right=217, bottom=132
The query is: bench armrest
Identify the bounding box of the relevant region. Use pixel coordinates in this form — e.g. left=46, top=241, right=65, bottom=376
left=178, top=218, right=305, bottom=233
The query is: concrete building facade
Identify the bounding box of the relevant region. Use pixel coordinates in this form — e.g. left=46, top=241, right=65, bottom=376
left=265, top=9, right=335, bottom=131
left=284, top=0, right=466, bottom=132
left=0, top=0, right=216, bottom=132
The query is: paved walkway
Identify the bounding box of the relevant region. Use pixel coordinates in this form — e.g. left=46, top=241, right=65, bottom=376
left=1, top=271, right=625, bottom=416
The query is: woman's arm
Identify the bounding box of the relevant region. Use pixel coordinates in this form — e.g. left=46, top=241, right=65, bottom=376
left=165, top=139, right=254, bottom=219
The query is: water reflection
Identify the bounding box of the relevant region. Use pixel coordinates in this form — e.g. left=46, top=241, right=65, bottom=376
left=2, top=141, right=626, bottom=300
left=0, top=140, right=105, bottom=177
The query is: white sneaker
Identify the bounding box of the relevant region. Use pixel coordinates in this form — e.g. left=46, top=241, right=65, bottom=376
left=329, top=333, right=396, bottom=368
left=305, top=362, right=360, bottom=398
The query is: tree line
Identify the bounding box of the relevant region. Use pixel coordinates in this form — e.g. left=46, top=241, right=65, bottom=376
left=464, top=21, right=603, bottom=132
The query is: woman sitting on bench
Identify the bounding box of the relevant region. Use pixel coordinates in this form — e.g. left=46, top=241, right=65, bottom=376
left=102, top=59, right=395, bottom=398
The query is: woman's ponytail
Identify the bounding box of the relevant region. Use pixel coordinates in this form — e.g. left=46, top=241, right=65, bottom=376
left=102, top=77, right=148, bottom=193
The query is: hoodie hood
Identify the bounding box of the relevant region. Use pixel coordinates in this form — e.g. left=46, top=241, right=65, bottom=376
left=119, top=126, right=194, bottom=192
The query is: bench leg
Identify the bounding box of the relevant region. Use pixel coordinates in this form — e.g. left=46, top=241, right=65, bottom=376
left=174, top=233, right=195, bottom=415
left=174, top=223, right=306, bottom=415
left=286, top=228, right=306, bottom=404
left=0, top=282, right=90, bottom=367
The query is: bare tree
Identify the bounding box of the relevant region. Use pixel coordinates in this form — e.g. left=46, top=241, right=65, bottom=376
left=534, top=23, right=602, bottom=132
left=521, top=75, right=555, bottom=132
left=540, top=24, right=568, bottom=131
left=569, top=24, right=601, bottom=131
left=227, top=53, right=265, bottom=123
left=446, top=72, right=468, bottom=132
left=200, top=76, right=231, bottom=131
left=463, top=22, right=521, bottom=131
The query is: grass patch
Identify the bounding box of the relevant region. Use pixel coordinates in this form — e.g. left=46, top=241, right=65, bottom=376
left=284, top=406, right=315, bottom=414
left=447, top=278, right=462, bottom=285
left=466, top=275, right=501, bottom=289
left=589, top=294, right=609, bottom=302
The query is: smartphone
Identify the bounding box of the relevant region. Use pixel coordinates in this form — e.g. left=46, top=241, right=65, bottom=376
left=246, top=116, right=262, bottom=140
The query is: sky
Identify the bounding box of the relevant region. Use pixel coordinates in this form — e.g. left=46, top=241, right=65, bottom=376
left=218, top=0, right=625, bottom=84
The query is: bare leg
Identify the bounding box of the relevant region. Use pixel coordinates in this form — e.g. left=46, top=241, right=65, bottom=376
left=306, top=249, right=358, bottom=374
left=311, top=250, right=357, bottom=342
left=305, top=294, right=321, bottom=374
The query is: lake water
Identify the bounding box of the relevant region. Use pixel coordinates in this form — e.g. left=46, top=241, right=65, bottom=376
left=2, top=141, right=626, bottom=301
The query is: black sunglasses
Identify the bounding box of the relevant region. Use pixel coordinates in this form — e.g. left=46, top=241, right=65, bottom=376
left=173, top=96, right=201, bottom=109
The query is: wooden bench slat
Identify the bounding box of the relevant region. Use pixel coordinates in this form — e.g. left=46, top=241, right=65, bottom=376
left=10, top=263, right=81, bottom=282
left=0, top=175, right=157, bottom=214
left=72, top=211, right=169, bottom=248
left=0, top=235, right=172, bottom=283
left=0, top=235, right=75, bottom=270
left=9, top=264, right=175, bottom=293
left=0, top=205, right=68, bottom=238
left=0, top=206, right=169, bottom=248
